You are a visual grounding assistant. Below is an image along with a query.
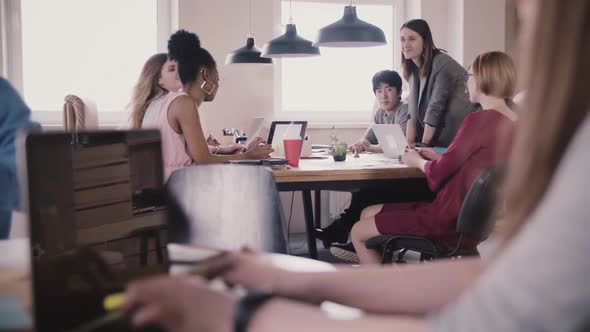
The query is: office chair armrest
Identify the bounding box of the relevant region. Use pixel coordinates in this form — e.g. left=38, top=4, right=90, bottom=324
left=365, top=234, right=397, bottom=250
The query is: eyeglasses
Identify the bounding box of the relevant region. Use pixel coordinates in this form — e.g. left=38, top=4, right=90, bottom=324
left=464, top=73, right=474, bottom=82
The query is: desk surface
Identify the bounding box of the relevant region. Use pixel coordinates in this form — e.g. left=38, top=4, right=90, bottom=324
left=0, top=244, right=357, bottom=331
left=273, top=152, right=424, bottom=184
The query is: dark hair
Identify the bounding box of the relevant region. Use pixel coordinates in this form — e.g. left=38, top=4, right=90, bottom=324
left=400, top=19, right=442, bottom=81
left=167, top=30, right=216, bottom=85
left=372, top=70, right=403, bottom=96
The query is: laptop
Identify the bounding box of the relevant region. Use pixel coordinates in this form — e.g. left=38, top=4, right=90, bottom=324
left=231, top=120, right=307, bottom=164
left=18, top=130, right=167, bottom=332
left=371, top=124, right=408, bottom=159
left=267, top=121, right=307, bottom=158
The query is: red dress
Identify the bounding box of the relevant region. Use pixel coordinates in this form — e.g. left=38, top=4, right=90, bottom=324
left=374, top=109, right=515, bottom=249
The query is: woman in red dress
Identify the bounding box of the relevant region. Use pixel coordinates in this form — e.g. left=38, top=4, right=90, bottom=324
left=346, top=51, right=518, bottom=264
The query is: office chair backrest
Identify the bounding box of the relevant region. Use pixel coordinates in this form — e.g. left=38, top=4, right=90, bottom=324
left=63, top=95, right=98, bottom=131
left=456, top=166, right=506, bottom=236
left=166, top=164, right=287, bottom=254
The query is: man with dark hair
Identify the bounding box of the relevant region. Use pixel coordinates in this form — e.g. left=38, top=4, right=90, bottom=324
left=351, top=70, right=409, bottom=153
left=316, top=70, right=430, bottom=254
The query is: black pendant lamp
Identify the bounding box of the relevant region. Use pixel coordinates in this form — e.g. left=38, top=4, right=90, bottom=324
left=314, top=1, right=386, bottom=47
left=226, top=0, right=272, bottom=64
left=261, top=0, right=320, bottom=58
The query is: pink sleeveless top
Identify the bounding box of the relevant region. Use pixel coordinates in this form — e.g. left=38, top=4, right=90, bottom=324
left=145, top=91, right=195, bottom=181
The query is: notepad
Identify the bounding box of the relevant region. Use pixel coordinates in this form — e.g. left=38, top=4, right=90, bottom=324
left=415, top=147, right=448, bottom=154
left=433, top=147, right=447, bottom=154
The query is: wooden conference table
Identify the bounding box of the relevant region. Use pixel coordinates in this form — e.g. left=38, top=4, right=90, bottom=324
left=273, top=152, right=425, bottom=259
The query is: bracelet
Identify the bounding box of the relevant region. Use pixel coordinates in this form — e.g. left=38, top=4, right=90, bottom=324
left=234, top=291, right=274, bottom=332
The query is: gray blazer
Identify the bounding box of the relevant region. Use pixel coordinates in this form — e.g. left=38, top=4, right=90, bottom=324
left=408, top=53, right=474, bottom=147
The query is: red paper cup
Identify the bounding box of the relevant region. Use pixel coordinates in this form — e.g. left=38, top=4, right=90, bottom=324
left=283, top=139, right=302, bottom=167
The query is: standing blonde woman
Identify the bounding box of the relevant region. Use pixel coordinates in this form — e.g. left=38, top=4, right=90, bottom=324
left=123, top=0, right=590, bottom=330
left=129, top=53, right=181, bottom=129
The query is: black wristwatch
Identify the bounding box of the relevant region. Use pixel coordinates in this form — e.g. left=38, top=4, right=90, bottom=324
left=234, top=291, right=274, bottom=332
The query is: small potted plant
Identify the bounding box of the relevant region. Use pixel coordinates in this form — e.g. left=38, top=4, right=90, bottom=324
left=329, top=130, right=348, bottom=162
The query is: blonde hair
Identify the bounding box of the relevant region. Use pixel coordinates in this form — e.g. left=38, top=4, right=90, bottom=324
left=129, top=53, right=168, bottom=129
left=499, top=0, right=590, bottom=246
left=471, top=51, right=516, bottom=98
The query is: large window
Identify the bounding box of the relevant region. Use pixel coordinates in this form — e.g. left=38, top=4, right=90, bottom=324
left=6, top=0, right=170, bottom=125
left=279, top=0, right=395, bottom=122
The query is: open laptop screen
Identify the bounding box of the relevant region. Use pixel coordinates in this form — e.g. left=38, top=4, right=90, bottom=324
left=19, top=130, right=167, bottom=332
left=371, top=124, right=407, bottom=159
left=267, top=121, right=307, bottom=158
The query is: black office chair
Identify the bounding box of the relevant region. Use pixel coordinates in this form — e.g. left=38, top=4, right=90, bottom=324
left=365, top=166, right=505, bottom=264
left=165, top=164, right=288, bottom=254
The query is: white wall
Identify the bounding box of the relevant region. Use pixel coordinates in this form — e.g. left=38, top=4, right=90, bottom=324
left=403, top=0, right=506, bottom=66
left=1, top=0, right=24, bottom=92
left=421, top=0, right=452, bottom=54
left=463, top=0, right=506, bottom=66
left=447, top=0, right=465, bottom=65
left=177, top=0, right=277, bottom=136
left=175, top=0, right=507, bottom=234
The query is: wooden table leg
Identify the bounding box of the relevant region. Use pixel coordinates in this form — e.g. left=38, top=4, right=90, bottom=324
left=302, top=190, right=318, bottom=259
left=314, top=190, right=322, bottom=229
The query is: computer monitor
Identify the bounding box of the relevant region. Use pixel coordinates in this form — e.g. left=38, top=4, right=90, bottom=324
left=18, top=130, right=167, bottom=332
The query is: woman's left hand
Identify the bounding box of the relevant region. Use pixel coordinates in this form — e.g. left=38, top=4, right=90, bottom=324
left=402, top=147, right=424, bottom=168
left=125, top=275, right=237, bottom=332
left=246, top=136, right=266, bottom=151
left=417, top=148, right=441, bottom=161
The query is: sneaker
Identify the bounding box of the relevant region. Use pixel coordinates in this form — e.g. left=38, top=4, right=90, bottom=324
left=315, top=214, right=357, bottom=249
left=314, top=228, right=348, bottom=249
left=329, top=242, right=359, bottom=263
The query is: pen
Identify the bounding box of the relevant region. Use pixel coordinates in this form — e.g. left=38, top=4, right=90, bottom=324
left=103, top=253, right=228, bottom=312
left=66, top=253, right=228, bottom=332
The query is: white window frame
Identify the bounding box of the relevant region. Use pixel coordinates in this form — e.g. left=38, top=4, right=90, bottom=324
left=273, top=0, right=404, bottom=125
left=0, top=0, right=176, bottom=127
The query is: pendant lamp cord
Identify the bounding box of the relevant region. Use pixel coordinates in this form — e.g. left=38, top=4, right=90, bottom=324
left=248, top=0, right=253, bottom=37
left=289, top=0, right=293, bottom=24
left=349, top=0, right=353, bottom=6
